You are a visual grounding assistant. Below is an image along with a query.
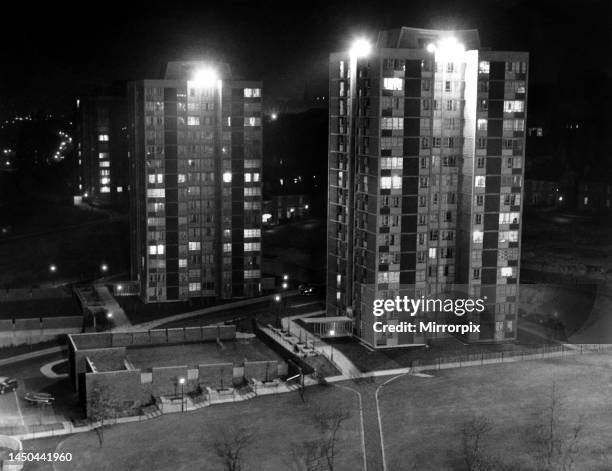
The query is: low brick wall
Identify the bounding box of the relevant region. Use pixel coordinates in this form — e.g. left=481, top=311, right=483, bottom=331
left=198, top=363, right=233, bottom=389
left=244, top=360, right=279, bottom=382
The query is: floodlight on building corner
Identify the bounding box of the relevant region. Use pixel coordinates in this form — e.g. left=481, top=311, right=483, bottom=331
left=191, top=67, right=218, bottom=88
left=432, top=36, right=465, bottom=60
left=350, top=38, right=372, bottom=58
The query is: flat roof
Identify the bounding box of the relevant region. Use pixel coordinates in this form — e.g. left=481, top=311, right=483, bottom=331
left=126, top=338, right=285, bottom=370
left=301, top=316, right=353, bottom=323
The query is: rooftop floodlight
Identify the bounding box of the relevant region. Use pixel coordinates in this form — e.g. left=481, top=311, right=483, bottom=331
left=192, top=67, right=218, bottom=88
left=350, top=38, right=372, bottom=58
left=435, top=36, right=465, bottom=59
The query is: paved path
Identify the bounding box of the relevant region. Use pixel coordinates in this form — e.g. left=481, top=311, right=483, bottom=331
left=94, top=284, right=131, bottom=329
left=124, top=291, right=300, bottom=331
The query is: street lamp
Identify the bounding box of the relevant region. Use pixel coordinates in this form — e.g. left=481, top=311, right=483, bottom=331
left=283, top=274, right=289, bottom=281
left=100, top=263, right=108, bottom=273
left=282, top=282, right=288, bottom=290
left=49, top=264, right=57, bottom=274
left=179, top=377, right=186, bottom=412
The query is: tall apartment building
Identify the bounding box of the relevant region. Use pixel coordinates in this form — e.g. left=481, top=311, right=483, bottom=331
left=75, top=85, right=129, bottom=206
left=327, top=27, right=528, bottom=347
left=128, top=61, right=263, bottom=303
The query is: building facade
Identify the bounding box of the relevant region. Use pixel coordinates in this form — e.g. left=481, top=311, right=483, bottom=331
left=327, top=27, right=528, bottom=347
left=128, top=61, right=262, bottom=303
left=75, top=88, right=129, bottom=206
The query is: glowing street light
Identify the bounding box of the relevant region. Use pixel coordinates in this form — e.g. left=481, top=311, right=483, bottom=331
left=100, top=263, right=108, bottom=273
left=191, top=67, right=218, bottom=88
left=282, top=282, right=288, bottom=289
left=49, top=264, right=57, bottom=273
left=283, top=274, right=289, bottom=281
left=271, top=113, right=278, bottom=120
left=178, top=377, right=186, bottom=412
left=274, top=294, right=281, bottom=302
left=106, top=311, right=113, bottom=319
left=350, top=38, right=372, bottom=58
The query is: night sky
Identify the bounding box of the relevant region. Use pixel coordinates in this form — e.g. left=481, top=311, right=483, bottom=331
left=0, top=0, right=610, bottom=116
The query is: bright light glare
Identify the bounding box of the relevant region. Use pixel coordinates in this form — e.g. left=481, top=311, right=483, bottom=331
left=271, top=113, right=278, bottom=120
left=222, top=172, right=232, bottom=183
left=191, top=68, right=218, bottom=88
left=350, top=38, right=372, bottom=58
left=274, top=294, right=281, bottom=302
left=329, top=329, right=336, bottom=336
left=282, top=282, right=288, bottom=289
left=179, top=377, right=186, bottom=385
left=426, top=43, right=436, bottom=53
left=435, top=37, right=465, bottom=59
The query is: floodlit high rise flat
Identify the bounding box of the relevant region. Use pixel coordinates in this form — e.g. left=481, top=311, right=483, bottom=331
left=327, top=27, right=528, bottom=347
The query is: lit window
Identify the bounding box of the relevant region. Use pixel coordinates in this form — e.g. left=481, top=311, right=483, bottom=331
left=189, top=282, right=201, bottom=292
left=245, top=117, right=261, bottom=127
left=244, top=270, right=260, bottom=279
left=179, top=259, right=187, bottom=268
left=178, top=174, right=186, bottom=183
left=188, top=241, right=201, bottom=251
left=380, top=177, right=391, bottom=189
left=117, top=186, right=123, bottom=193
left=157, top=244, right=165, bottom=255
left=428, top=248, right=436, bottom=259
left=244, top=242, right=261, bottom=252
left=223, top=172, right=232, bottom=183
left=244, top=229, right=261, bottom=238
left=100, top=186, right=110, bottom=193
left=187, top=116, right=200, bottom=126
left=98, top=152, right=109, bottom=160
left=244, top=88, right=261, bottom=98
left=504, top=100, right=524, bottom=113
left=473, top=231, right=483, bottom=244
left=478, top=61, right=490, bottom=74
left=98, top=134, right=109, bottom=142
left=223, top=243, right=232, bottom=252
left=383, top=78, right=403, bottom=91
left=501, top=267, right=514, bottom=277
left=477, top=119, right=488, bottom=131
left=475, top=176, right=486, bottom=188
left=99, top=161, right=110, bottom=168
left=391, top=175, right=402, bottom=189
left=381, top=117, right=403, bottom=130
left=100, top=177, right=110, bottom=185
left=245, top=173, right=252, bottom=183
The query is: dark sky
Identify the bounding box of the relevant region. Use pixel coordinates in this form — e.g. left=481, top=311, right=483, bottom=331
left=0, top=0, right=610, bottom=117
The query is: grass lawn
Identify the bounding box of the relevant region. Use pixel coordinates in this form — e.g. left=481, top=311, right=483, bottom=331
left=326, top=334, right=554, bottom=373
left=380, top=353, right=612, bottom=470
left=49, top=385, right=362, bottom=471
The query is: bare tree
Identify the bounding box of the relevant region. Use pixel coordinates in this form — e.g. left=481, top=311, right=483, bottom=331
left=460, top=415, right=492, bottom=471
left=87, top=382, right=116, bottom=447
left=314, top=405, right=351, bottom=471
left=288, top=440, right=326, bottom=471
left=213, top=426, right=255, bottom=471
left=535, top=382, right=584, bottom=471
left=289, top=405, right=351, bottom=471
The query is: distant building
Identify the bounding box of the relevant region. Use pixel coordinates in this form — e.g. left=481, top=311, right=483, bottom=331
left=75, top=87, right=129, bottom=206
left=128, top=61, right=263, bottom=302
left=577, top=181, right=612, bottom=212
left=524, top=179, right=558, bottom=207
left=327, top=27, right=528, bottom=347
left=262, top=194, right=310, bottom=224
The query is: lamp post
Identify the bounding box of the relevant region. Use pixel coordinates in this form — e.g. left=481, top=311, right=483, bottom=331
left=179, top=377, right=185, bottom=412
